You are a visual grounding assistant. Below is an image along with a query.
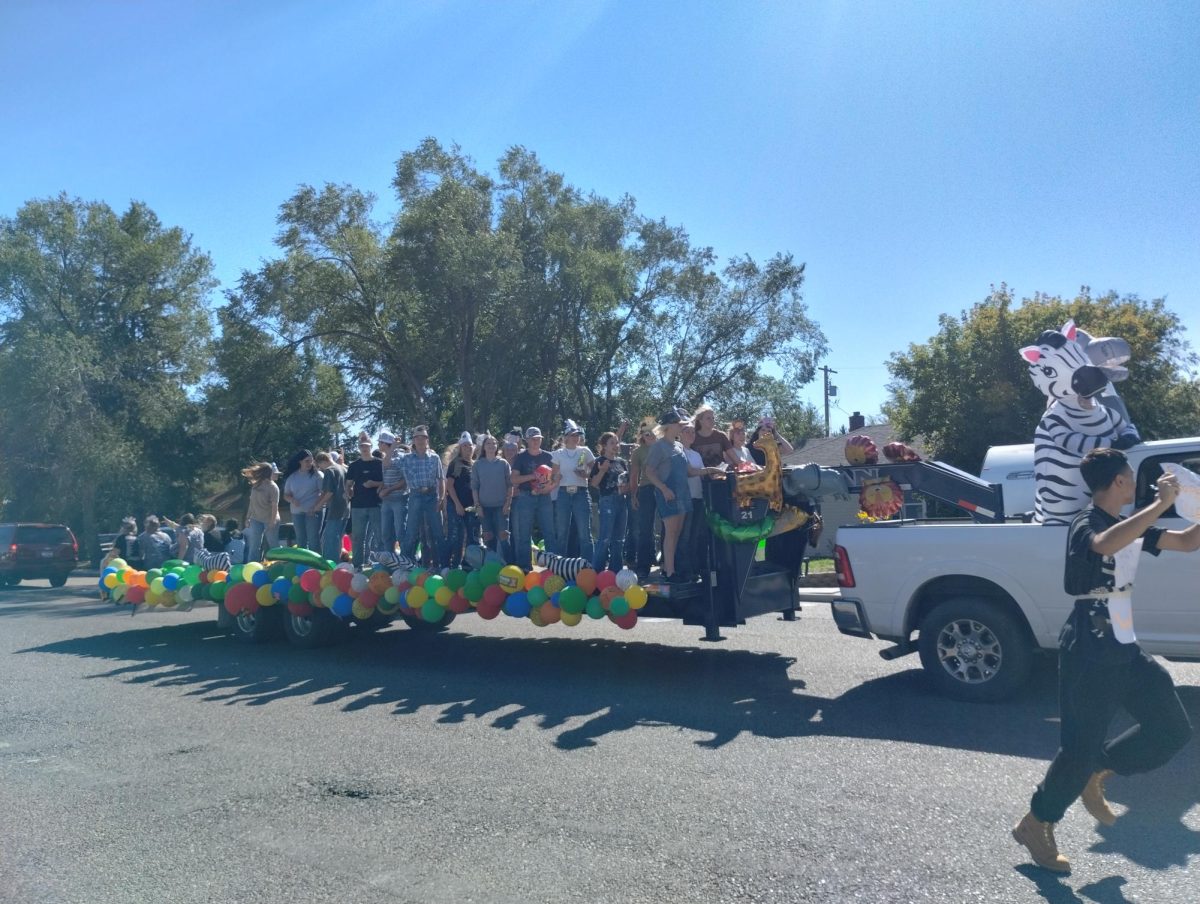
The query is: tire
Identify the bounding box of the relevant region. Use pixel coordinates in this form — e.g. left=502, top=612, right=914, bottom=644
left=230, top=603, right=283, bottom=645
left=401, top=610, right=456, bottom=632
left=917, top=596, right=1033, bottom=702
left=216, top=600, right=235, bottom=631
left=49, top=572, right=70, bottom=588
left=283, top=606, right=343, bottom=648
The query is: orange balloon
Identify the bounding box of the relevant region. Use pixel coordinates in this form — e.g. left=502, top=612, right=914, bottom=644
left=600, top=586, right=620, bottom=608
left=523, top=570, right=544, bottom=591
left=539, top=602, right=561, bottom=624
left=575, top=568, right=598, bottom=596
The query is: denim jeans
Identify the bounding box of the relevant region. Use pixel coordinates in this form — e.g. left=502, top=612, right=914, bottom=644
left=635, top=484, right=658, bottom=573
left=321, top=513, right=346, bottom=563
left=403, top=492, right=447, bottom=567
left=479, top=505, right=508, bottom=562
left=243, top=519, right=279, bottom=564
left=292, top=512, right=322, bottom=552
left=350, top=506, right=381, bottom=568
left=446, top=506, right=480, bottom=568
left=381, top=495, right=408, bottom=553
left=512, top=493, right=555, bottom=571
left=592, top=494, right=628, bottom=571
left=554, top=487, right=594, bottom=563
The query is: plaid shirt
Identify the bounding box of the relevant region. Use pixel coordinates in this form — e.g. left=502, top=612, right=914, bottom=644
left=399, top=449, right=444, bottom=491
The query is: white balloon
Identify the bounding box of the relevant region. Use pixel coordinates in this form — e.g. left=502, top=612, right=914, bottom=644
left=391, top=568, right=407, bottom=586
left=615, top=568, right=637, bottom=591
left=350, top=572, right=369, bottom=592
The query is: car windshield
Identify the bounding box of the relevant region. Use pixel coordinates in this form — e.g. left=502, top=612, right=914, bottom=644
left=15, top=526, right=72, bottom=545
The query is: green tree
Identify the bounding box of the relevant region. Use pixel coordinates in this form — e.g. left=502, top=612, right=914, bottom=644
left=885, top=285, right=1200, bottom=471
left=0, top=195, right=215, bottom=551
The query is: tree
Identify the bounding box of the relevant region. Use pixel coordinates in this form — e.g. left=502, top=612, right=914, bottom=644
left=885, top=285, right=1200, bottom=471
left=0, top=195, right=215, bottom=551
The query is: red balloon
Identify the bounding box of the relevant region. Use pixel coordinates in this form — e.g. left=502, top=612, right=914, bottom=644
left=287, top=602, right=313, bottom=617
left=614, top=610, right=638, bottom=630
left=125, top=584, right=146, bottom=604
left=477, top=600, right=501, bottom=620
left=331, top=569, right=353, bottom=593
left=225, top=582, right=258, bottom=616
left=482, top=585, right=506, bottom=608
left=448, top=593, right=471, bottom=614
left=595, top=570, right=617, bottom=591
left=357, top=590, right=379, bottom=609
left=299, top=569, right=322, bottom=592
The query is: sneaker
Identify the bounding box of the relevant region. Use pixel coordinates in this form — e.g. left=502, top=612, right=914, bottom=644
left=1012, top=811, right=1070, bottom=873
left=1080, top=770, right=1118, bottom=826
left=667, top=572, right=691, bottom=584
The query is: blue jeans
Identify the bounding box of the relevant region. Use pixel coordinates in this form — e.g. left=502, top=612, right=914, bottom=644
left=592, top=494, right=628, bottom=571
left=350, top=506, right=381, bottom=568
left=512, top=493, right=554, bottom=571
left=446, top=506, right=479, bottom=568
left=243, top=519, right=279, bottom=564
left=555, top=488, right=593, bottom=563
left=292, top=512, right=322, bottom=551
left=381, top=495, right=408, bottom=553
left=321, top=512, right=346, bottom=563
left=403, top=492, right=447, bottom=567
left=479, top=505, right=508, bottom=562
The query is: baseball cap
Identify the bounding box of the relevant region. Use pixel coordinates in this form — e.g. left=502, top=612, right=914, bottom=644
left=412, top=425, right=429, bottom=437
left=525, top=426, right=543, bottom=440
left=378, top=430, right=396, bottom=445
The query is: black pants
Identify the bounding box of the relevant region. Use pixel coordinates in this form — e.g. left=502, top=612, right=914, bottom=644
left=1031, top=645, right=1192, bottom=823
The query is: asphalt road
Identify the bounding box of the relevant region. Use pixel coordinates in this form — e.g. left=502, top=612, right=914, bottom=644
left=1, top=577, right=1197, bottom=904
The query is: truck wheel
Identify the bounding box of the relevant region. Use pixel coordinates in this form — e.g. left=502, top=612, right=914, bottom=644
left=401, top=610, right=456, bottom=632
left=283, top=607, right=343, bottom=648
left=230, top=604, right=283, bottom=645
left=49, top=572, right=70, bottom=588
left=917, top=597, right=1032, bottom=702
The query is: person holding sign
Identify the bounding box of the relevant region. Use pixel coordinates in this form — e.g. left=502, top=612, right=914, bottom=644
left=1013, top=448, right=1200, bottom=873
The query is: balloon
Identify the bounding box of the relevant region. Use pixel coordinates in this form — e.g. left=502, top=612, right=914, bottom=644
left=559, top=586, right=587, bottom=614
left=357, top=590, right=379, bottom=609
left=225, top=581, right=257, bottom=615
left=479, top=561, right=503, bottom=586
left=331, top=569, right=353, bottom=593
left=352, top=601, right=372, bottom=620
left=251, top=569, right=271, bottom=588
left=408, top=567, right=426, bottom=585
left=448, top=592, right=471, bottom=614
left=320, top=585, right=339, bottom=606
left=560, top=610, right=582, bottom=626
left=256, top=585, right=276, bottom=607
left=421, top=599, right=445, bottom=623
left=176, top=585, right=193, bottom=604
left=542, top=574, right=566, bottom=596
left=288, top=583, right=308, bottom=604
left=503, top=592, right=531, bottom=618
left=125, top=584, right=146, bottom=605
left=299, top=569, right=322, bottom=592
left=102, top=573, right=118, bottom=589
left=391, top=568, right=408, bottom=586
left=523, top=570, right=543, bottom=591
left=183, top=565, right=202, bottom=585
left=477, top=600, right=501, bottom=620
left=407, top=586, right=429, bottom=608
left=615, top=568, right=637, bottom=590
left=614, top=610, right=638, bottom=630
left=150, top=577, right=166, bottom=595
left=497, top=565, right=524, bottom=594
left=424, top=575, right=445, bottom=597
left=287, top=602, right=313, bottom=617
left=383, top=586, right=400, bottom=604
left=539, top=602, right=560, bottom=624
left=162, top=573, right=180, bottom=591
left=445, top=569, right=467, bottom=591
left=464, top=581, right=485, bottom=603
left=527, top=585, right=548, bottom=607
left=332, top=594, right=354, bottom=617
left=482, top=585, right=506, bottom=608
left=625, top=585, right=648, bottom=610
left=243, top=562, right=263, bottom=581
left=609, top=596, right=629, bottom=617
left=575, top=568, right=598, bottom=596
left=600, top=586, right=620, bottom=608
left=272, top=577, right=291, bottom=598
left=368, top=571, right=392, bottom=595
left=585, top=597, right=605, bottom=620
left=350, top=572, right=369, bottom=593
left=434, top=586, right=453, bottom=606
left=210, top=581, right=227, bottom=601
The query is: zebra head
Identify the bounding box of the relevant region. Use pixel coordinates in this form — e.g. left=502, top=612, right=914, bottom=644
left=1019, top=319, right=1109, bottom=403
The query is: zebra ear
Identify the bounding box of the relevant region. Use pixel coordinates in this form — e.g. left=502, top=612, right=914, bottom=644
left=1061, top=319, right=1077, bottom=341
left=1019, top=346, right=1042, bottom=363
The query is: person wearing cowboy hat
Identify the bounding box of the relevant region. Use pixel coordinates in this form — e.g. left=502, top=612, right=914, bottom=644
left=345, top=432, right=384, bottom=568
left=511, top=425, right=558, bottom=568
left=550, top=418, right=596, bottom=562
left=444, top=431, right=480, bottom=569
left=400, top=425, right=448, bottom=567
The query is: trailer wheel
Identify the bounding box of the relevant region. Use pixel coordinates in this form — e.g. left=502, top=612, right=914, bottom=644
left=917, top=597, right=1032, bottom=702
left=230, top=604, right=283, bottom=645
left=283, top=606, right=342, bottom=648
left=401, top=610, right=456, bottom=632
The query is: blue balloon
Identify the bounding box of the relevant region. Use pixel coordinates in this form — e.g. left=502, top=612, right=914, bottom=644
left=332, top=593, right=354, bottom=617
left=272, top=577, right=291, bottom=598
left=503, top=591, right=531, bottom=619
left=251, top=569, right=271, bottom=587
left=102, top=566, right=117, bottom=577
left=162, top=573, right=180, bottom=591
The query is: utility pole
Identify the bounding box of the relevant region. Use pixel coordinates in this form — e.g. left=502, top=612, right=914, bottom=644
left=821, top=366, right=838, bottom=437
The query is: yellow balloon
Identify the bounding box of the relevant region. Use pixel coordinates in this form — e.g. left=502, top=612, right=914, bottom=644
left=256, top=585, right=276, bottom=607
left=434, top=586, right=453, bottom=606
left=243, top=561, right=263, bottom=579
left=352, top=602, right=372, bottom=620
left=407, top=586, right=429, bottom=607
left=560, top=610, right=582, bottom=626
left=497, top=565, right=524, bottom=594
left=529, top=609, right=545, bottom=627
left=150, top=577, right=166, bottom=595
left=542, top=574, right=566, bottom=595
left=625, top=585, right=648, bottom=610
left=103, top=573, right=118, bottom=589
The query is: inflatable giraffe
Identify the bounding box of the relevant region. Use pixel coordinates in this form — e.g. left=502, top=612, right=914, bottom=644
left=734, top=432, right=784, bottom=512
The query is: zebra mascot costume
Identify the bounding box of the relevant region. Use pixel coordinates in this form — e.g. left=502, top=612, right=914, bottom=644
left=1020, top=319, right=1140, bottom=525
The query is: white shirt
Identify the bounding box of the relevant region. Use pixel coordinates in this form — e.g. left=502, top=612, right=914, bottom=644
left=684, top=448, right=703, bottom=499
left=551, top=445, right=596, bottom=488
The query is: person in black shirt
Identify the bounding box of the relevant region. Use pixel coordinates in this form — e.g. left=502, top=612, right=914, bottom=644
left=345, top=434, right=383, bottom=568
left=1014, top=448, right=1200, bottom=873
left=589, top=431, right=630, bottom=571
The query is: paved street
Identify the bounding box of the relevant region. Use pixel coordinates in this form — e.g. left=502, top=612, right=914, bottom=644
left=1, top=577, right=1196, bottom=904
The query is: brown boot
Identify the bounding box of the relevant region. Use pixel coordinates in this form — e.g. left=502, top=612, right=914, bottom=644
left=1012, top=811, right=1071, bottom=873
left=1080, top=769, right=1118, bottom=826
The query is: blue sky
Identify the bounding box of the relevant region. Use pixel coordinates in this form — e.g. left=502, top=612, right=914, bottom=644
left=2, top=1, right=1197, bottom=432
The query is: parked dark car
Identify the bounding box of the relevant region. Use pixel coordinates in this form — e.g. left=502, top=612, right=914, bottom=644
left=0, top=523, right=79, bottom=587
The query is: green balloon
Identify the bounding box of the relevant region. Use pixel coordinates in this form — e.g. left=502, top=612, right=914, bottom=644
left=288, top=583, right=308, bottom=603
left=421, top=599, right=445, bottom=623
left=445, top=569, right=467, bottom=591
left=480, top=561, right=502, bottom=585
left=183, top=565, right=202, bottom=585
left=585, top=597, right=605, bottom=620
left=424, top=575, right=445, bottom=596
left=210, top=582, right=227, bottom=601
left=559, top=586, right=586, bottom=614
left=609, top=596, right=629, bottom=617
left=527, top=586, right=548, bottom=607
left=464, top=582, right=485, bottom=603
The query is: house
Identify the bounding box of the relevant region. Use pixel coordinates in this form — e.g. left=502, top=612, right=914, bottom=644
left=781, top=413, right=928, bottom=556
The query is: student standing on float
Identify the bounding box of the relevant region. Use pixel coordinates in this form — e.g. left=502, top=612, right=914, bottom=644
left=400, top=425, right=448, bottom=568
left=345, top=436, right=383, bottom=568
left=551, top=419, right=596, bottom=563
left=511, top=426, right=558, bottom=568
left=1013, top=448, right=1199, bottom=873
left=377, top=430, right=407, bottom=554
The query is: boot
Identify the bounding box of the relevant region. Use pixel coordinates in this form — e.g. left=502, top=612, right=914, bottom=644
left=1080, top=770, right=1118, bottom=826
left=1012, top=811, right=1070, bottom=873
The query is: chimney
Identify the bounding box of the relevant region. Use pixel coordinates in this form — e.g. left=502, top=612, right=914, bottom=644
left=849, top=411, right=865, bottom=431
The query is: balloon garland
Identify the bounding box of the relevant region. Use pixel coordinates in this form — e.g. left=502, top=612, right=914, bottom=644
left=100, top=552, right=652, bottom=631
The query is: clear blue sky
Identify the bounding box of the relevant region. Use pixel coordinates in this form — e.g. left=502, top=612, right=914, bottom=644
left=3, top=1, right=1197, bottom=432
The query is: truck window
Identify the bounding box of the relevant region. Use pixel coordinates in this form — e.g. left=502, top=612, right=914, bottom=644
left=1135, top=454, right=1200, bottom=516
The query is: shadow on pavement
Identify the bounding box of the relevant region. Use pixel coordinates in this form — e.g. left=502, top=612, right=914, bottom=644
left=0, top=581, right=111, bottom=618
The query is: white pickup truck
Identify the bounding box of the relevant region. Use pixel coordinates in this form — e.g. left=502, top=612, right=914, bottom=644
left=828, top=437, right=1200, bottom=701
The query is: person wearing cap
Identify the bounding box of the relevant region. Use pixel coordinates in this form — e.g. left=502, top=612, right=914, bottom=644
left=551, top=419, right=596, bottom=562
left=314, top=451, right=349, bottom=563
left=240, top=461, right=281, bottom=563
left=345, top=433, right=384, bottom=568
left=444, top=431, right=479, bottom=568
left=627, top=419, right=660, bottom=581
left=472, top=434, right=513, bottom=562
left=376, top=430, right=408, bottom=556
left=400, top=425, right=448, bottom=567
left=644, top=407, right=694, bottom=582
left=511, top=426, right=558, bottom=567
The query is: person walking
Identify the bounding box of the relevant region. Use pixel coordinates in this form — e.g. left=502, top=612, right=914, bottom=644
left=283, top=449, right=324, bottom=552
left=377, top=431, right=407, bottom=555
left=472, top=434, right=512, bottom=562
left=551, top=419, right=596, bottom=564
left=241, top=461, right=281, bottom=563
left=590, top=431, right=630, bottom=572
left=345, top=434, right=383, bottom=568
left=400, top=426, right=448, bottom=567
left=643, top=408, right=694, bottom=582
left=511, top=426, right=557, bottom=568
left=314, top=451, right=349, bottom=563
left=1013, top=448, right=1200, bottom=873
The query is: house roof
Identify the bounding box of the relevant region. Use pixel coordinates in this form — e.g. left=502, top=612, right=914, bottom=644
left=781, top=423, right=928, bottom=468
